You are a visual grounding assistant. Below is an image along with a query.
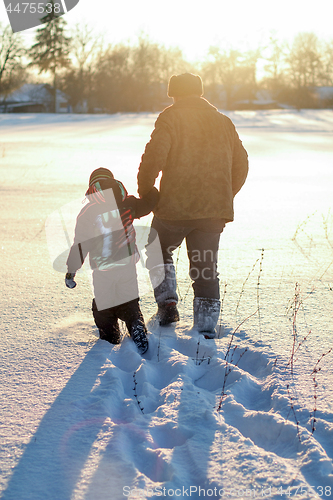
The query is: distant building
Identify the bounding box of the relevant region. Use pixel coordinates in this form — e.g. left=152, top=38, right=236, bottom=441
left=312, top=86, right=333, bottom=108
left=232, top=89, right=281, bottom=110
left=204, top=85, right=281, bottom=110
left=0, top=83, right=71, bottom=113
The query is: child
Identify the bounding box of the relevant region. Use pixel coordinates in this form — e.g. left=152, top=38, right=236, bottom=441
left=65, top=167, right=159, bottom=355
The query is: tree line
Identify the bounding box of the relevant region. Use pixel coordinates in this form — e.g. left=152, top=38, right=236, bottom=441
left=1, top=12, right=333, bottom=112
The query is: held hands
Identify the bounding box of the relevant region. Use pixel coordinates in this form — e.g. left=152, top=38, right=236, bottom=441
left=65, top=272, right=77, bottom=289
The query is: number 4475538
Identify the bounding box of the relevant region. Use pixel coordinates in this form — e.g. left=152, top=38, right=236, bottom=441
left=6, top=3, right=62, bottom=14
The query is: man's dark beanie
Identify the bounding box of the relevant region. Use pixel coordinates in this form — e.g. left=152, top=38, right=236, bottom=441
left=167, top=73, right=203, bottom=97
left=89, top=167, right=114, bottom=187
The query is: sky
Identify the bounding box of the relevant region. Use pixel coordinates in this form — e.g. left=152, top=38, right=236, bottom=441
left=1, top=0, right=333, bottom=61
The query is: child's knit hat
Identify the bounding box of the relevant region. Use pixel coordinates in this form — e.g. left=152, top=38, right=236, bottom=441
left=86, top=167, right=126, bottom=205
left=88, top=168, right=114, bottom=187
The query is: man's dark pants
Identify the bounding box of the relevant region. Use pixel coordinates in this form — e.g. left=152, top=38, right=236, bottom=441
left=146, top=217, right=225, bottom=305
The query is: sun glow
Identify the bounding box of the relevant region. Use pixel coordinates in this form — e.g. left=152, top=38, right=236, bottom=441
left=61, top=0, right=333, bottom=61
left=1, top=0, right=332, bottom=61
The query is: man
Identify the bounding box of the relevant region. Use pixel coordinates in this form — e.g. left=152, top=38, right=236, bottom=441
left=137, top=73, right=248, bottom=337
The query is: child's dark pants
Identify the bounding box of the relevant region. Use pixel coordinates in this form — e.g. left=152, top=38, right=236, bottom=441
left=92, top=297, right=145, bottom=344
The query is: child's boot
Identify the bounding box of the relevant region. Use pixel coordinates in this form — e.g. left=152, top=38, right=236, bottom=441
left=92, top=299, right=121, bottom=344
left=129, top=318, right=149, bottom=355
left=117, top=299, right=149, bottom=355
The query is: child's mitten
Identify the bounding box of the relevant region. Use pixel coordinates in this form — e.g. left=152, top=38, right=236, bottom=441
left=65, top=272, right=77, bottom=288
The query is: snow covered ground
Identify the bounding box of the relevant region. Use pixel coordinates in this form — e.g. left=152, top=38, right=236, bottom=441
left=0, top=109, right=332, bottom=500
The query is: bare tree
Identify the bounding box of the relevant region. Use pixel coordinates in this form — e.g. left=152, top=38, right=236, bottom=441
left=201, top=46, right=259, bottom=109
left=261, top=34, right=287, bottom=91
left=133, top=35, right=190, bottom=109
left=0, top=23, right=25, bottom=99
left=284, top=32, right=324, bottom=108
left=71, top=23, right=102, bottom=72
left=321, top=39, right=333, bottom=86
left=93, top=42, right=133, bottom=112
left=92, top=35, right=189, bottom=112
left=287, top=32, right=323, bottom=88
left=159, top=46, right=189, bottom=83
left=131, top=34, right=172, bottom=110
left=61, top=23, right=103, bottom=111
